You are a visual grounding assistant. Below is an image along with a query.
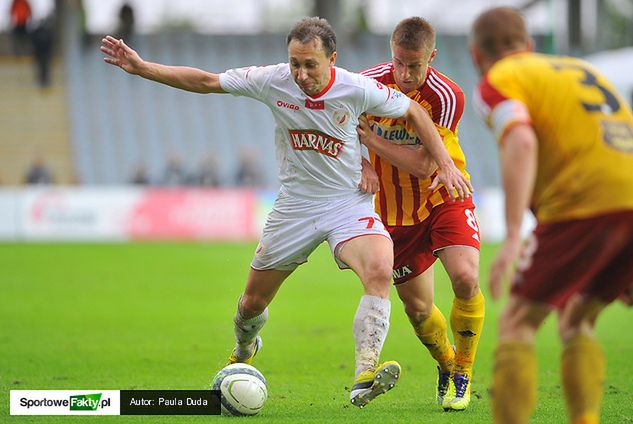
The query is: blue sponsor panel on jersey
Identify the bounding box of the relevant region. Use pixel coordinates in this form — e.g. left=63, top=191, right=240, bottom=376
left=373, top=124, right=419, bottom=144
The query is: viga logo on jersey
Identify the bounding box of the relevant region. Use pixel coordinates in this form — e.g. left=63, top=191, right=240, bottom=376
left=288, top=129, right=344, bottom=158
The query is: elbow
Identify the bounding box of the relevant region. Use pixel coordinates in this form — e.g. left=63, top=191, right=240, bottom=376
left=200, top=72, right=223, bottom=94
left=406, top=162, right=436, bottom=180
left=412, top=148, right=437, bottom=179
left=414, top=165, right=437, bottom=180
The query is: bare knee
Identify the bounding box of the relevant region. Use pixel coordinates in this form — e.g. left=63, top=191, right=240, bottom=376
left=558, top=319, right=588, bottom=343
left=450, top=266, right=480, bottom=299
left=239, top=293, right=268, bottom=318
left=557, top=296, right=601, bottom=343
left=402, top=298, right=433, bottom=326
left=361, top=258, right=393, bottom=298
left=498, top=306, right=539, bottom=343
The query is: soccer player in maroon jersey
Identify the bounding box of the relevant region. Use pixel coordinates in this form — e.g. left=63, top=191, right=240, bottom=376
left=472, top=7, right=633, bottom=423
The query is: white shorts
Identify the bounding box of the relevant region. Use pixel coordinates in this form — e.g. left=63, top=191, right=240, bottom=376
left=251, top=191, right=391, bottom=271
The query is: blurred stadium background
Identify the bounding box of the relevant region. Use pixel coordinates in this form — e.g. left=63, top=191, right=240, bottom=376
left=0, top=0, right=631, bottom=243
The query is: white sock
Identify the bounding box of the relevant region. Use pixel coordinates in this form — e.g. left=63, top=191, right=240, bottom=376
left=353, top=295, right=391, bottom=378
left=233, top=304, right=268, bottom=360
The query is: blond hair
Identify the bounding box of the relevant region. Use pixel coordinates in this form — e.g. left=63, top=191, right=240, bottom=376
left=391, top=17, right=435, bottom=56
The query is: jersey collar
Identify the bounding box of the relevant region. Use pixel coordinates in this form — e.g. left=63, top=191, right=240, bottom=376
left=308, top=67, right=336, bottom=99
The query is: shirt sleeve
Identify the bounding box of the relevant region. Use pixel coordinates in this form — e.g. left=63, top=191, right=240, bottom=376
left=474, top=74, right=531, bottom=142
left=219, top=64, right=279, bottom=101
left=360, top=74, right=411, bottom=118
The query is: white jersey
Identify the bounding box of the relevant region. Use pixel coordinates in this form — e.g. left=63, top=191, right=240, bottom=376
left=219, top=64, right=411, bottom=200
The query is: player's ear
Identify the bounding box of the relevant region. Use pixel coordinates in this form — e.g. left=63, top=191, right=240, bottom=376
left=329, top=51, right=337, bottom=66
left=428, top=49, right=437, bottom=64
left=527, top=38, right=535, bottom=52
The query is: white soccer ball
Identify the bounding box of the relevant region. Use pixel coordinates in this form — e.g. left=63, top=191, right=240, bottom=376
left=212, top=363, right=268, bottom=416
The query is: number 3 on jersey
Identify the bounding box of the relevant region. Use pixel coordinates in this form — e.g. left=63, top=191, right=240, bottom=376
left=551, top=60, right=633, bottom=152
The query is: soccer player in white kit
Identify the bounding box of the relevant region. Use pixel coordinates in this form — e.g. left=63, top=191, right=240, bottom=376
left=101, top=17, right=472, bottom=408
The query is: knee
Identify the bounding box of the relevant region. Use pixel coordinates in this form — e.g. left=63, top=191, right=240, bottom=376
left=239, top=293, right=268, bottom=318
left=362, top=258, right=393, bottom=296
left=558, top=320, right=576, bottom=343
left=498, top=307, right=538, bottom=343
left=365, top=257, right=393, bottom=285
left=402, top=299, right=433, bottom=326
left=450, top=266, right=480, bottom=299
left=557, top=315, right=595, bottom=343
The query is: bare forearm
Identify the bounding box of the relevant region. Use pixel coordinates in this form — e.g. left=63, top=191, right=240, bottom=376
left=137, top=61, right=225, bottom=94
left=364, top=133, right=437, bottom=179
left=405, top=102, right=453, bottom=170
left=500, top=124, right=537, bottom=239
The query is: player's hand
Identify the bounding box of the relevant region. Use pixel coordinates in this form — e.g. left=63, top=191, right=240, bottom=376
left=489, top=236, right=522, bottom=301
left=356, top=114, right=375, bottom=148
left=359, top=157, right=379, bottom=194
left=101, top=36, right=144, bottom=74
left=429, top=163, right=473, bottom=201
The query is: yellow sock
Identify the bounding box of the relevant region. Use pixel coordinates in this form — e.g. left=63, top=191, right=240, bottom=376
left=572, top=418, right=599, bottom=424
left=561, top=335, right=604, bottom=424
left=450, top=291, right=485, bottom=375
left=412, top=304, right=454, bottom=372
left=493, top=341, right=537, bottom=424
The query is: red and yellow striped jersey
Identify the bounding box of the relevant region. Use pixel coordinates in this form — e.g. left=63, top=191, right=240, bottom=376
left=475, top=52, right=633, bottom=223
left=361, top=63, right=470, bottom=226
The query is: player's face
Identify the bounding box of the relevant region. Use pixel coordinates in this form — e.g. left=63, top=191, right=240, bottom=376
left=391, top=43, right=436, bottom=94
left=288, top=38, right=336, bottom=97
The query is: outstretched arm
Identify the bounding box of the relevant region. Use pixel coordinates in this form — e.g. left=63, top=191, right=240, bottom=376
left=404, top=101, right=473, bottom=200
left=357, top=114, right=437, bottom=180
left=100, top=36, right=226, bottom=94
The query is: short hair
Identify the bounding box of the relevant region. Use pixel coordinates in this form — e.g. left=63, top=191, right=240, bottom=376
left=471, top=7, right=529, bottom=60
left=286, top=17, right=337, bottom=57
left=391, top=17, right=436, bottom=55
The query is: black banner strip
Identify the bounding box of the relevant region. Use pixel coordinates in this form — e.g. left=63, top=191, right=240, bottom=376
left=120, top=390, right=220, bottom=415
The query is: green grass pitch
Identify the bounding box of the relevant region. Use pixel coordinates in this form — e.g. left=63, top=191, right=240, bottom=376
left=1, top=243, right=632, bottom=423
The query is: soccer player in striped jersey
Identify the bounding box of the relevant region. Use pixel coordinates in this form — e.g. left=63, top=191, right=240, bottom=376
left=471, top=7, right=633, bottom=424
left=358, top=17, right=484, bottom=411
